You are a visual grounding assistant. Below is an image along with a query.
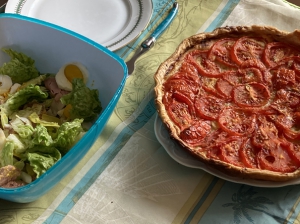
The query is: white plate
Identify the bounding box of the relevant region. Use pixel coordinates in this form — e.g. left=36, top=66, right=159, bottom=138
left=5, top=0, right=153, bottom=51
left=154, top=114, right=300, bottom=187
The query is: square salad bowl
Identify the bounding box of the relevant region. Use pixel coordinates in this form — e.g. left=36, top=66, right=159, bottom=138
left=0, top=13, right=127, bottom=203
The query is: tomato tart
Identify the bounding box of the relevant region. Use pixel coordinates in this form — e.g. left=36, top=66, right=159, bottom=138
left=154, top=25, right=300, bottom=182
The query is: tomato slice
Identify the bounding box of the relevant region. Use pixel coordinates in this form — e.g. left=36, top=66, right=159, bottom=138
left=257, top=140, right=297, bottom=173
left=207, top=146, right=221, bottom=160
left=268, top=114, right=293, bottom=131
left=198, top=129, right=229, bottom=148
left=239, top=139, right=259, bottom=168
left=272, top=56, right=300, bottom=82
left=179, top=61, right=199, bottom=77
left=172, top=70, right=200, bottom=86
left=263, top=42, right=300, bottom=67
left=164, top=79, right=196, bottom=102
left=251, top=116, right=278, bottom=148
left=218, top=108, right=256, bottom=136
left=208, top=38, right=237, bottom=67
left=166, top=99, right=194, bottom=131
left=238, top=67, right=264, bottom=83
left=277, top=90, right=300, bottom=108
left=285, top=143, right=300, bottom=166
left=222, top=70, right=242, bottom=85
left=272, top=67, right=296, bottom=90
left=201, top=76, right=227, bottom=99
left=284, top=112, right=300, bottom=140
left=269, top=112, right=300, bottom=140
left=239, top=59, right=272, bottom=86
left=180, top=120, right=211, bottom=146
left=173, top=91, right=196, bottom=116
left=187, top=50, right=230, bottom=77
left=194, top=95, right=226, bottom=120
left=270, top=89, right=299, bottom=115
left=232, top=36, right=266, bottom=65
left=233, top=82, right=270, bottom=108
left=165, top=71, right=200, bottom=95
left=216, top=78, right=234, bottom=98
left=219, top=137, right=245, bottom=167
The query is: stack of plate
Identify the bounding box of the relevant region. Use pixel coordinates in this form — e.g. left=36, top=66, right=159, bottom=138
left=5, top=0, right=153, bottom=51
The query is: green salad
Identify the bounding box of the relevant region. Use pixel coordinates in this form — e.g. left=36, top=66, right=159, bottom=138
left=0, top=48, right=102, bottom=188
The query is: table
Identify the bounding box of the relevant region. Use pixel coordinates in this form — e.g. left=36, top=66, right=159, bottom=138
left=1, top=0, right=300, bottom=223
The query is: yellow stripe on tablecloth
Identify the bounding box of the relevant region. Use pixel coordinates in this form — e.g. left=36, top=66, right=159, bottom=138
left=287, top=196, right=300, bottom=224
left=172, top=173, right=215, bottom=224
left=190, top=178, right=225, bottom=224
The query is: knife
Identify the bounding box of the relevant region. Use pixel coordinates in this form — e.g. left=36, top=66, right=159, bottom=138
left=126, top=2, right=179, bottom=75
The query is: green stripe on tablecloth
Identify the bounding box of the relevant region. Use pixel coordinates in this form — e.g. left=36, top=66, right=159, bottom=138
left=172, top=173, right=217, bottom=223
left=205, top=0, right=240, bottom=32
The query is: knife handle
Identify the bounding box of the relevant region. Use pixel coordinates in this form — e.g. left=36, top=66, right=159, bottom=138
left=150, top=2, right=178, bottom=41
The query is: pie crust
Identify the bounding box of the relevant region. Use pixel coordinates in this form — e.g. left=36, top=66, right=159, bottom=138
left=154, top=25, right=300, bottom=182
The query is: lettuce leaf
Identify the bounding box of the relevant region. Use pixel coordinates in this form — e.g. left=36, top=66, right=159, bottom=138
left=54, top=118, right=84, bottom=154
left=60, top=78, right=102, bottom=121
left=6, top=134, right=28, bottom=154
left=0, top=48, right=39, bottom=83
left=32, top=124, right=53, bottom=146
left=1, top=84, right=48, bottom=115
left=19, top=74, right=47, bottom=90
left=26, top=145, right=61, bottom=178
left=0, top=142, right=14, bottom=167
left=10, top=104, right=43, bottom=120
left=10, top=117, right=34, bottom=139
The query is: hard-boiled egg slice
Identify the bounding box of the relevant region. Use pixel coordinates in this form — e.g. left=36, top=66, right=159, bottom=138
left=55, top=62, right=89, bottom=91
left=10, top=83, right=21, bottom=94
left=0, top=75, right=12, bottom=95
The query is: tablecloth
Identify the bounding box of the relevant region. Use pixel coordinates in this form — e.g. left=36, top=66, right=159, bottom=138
left=1, top=0, right=300, bottom=223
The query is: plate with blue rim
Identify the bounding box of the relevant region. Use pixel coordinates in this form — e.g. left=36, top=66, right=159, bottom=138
left=5, top=0, right=153, bottom=51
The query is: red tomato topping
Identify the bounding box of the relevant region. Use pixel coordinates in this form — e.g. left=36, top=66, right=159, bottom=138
left=216, top=78, right=234, bottom=98
left=218, top=108, right=256, bottom=136
left=222, top=70, right=242, bottom=85
left=166, top=99, right=194, bottom=131
left=164, top=79, right=196, bottom=102
left=194, top=95, right=226, bottom=120
left=161, top=34, right=300, bottom=174
left=238, top=67, right=264, bottom=83
left=201, top=76, right=227, bottom=99
left=172, top=91, right=196, bottom=116
left=232, top=37, right=266, bottom=65
left=187, top=50, right=231, bottom=77
left=219, top=137, right=245, bottom=167
left=257, top=140, right=297, bottom=172
left=208, top=38, right=237, bottom=67
left=180, top=120, right=211, bottom=146
left=240, top=139, right=259, bottom=168
left=272, top=67, right=296, bottom=90
left=252, top=116, right=278, bottom=149
left=263, top=42, right=300, bottom=67
left=233, top=82, right=270, bottom=107
left=179, top=61, right=199, bottom=77
left=269, top=112, right=300, bottom=140
left=285, top=143, right=300, bottom=166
